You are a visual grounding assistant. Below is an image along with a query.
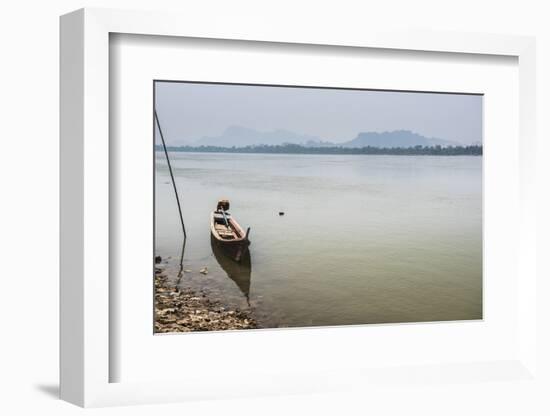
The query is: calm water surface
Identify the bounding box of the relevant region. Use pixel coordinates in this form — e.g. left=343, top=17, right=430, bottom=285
left=155, top=152, right=482, bottom=328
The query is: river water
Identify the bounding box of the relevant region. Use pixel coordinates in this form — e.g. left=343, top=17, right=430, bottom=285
left=155, top=152, right=482, bottom=328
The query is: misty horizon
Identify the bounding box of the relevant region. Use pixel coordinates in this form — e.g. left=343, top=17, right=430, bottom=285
left=154, top=81, right=483, bottom=146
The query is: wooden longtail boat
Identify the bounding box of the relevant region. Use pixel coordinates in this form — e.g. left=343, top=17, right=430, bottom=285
left=210, top=200, right=251, bottom=262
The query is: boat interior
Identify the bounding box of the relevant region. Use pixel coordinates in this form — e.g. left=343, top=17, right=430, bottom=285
left=213, top=212, right=240, bottom=240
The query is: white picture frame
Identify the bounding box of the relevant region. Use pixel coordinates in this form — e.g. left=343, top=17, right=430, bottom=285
left=60, top=8, right=538, bottom=407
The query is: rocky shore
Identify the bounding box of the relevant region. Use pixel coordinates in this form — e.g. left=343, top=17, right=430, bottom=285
left=154, top=269, right=258, bottom=333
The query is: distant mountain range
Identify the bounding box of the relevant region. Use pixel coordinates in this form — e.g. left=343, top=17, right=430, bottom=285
left=194, top=126, right=320, bottom=148
left=341, top=130, right=458, bottom=148
left=188, top=126, right=466, bottom=148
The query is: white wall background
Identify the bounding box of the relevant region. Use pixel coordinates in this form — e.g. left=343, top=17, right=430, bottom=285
left=0, top=0, right=548, bottom=414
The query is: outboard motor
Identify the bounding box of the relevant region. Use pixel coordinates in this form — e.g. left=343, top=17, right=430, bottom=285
left=217, top=199, right=230, bottom=211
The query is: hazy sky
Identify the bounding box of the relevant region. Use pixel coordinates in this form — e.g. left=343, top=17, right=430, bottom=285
left=154, top=81, right=482, bottom=145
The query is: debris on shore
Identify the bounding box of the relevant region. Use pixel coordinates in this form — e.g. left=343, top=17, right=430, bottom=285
left=154, top=269, right=258, bottom=333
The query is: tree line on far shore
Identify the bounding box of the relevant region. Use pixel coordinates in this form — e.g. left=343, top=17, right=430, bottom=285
left=157, top=143, right=483, bottom=156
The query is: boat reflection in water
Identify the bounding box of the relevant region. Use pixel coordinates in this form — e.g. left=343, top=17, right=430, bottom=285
left=211, top=235, right=252, bottom=304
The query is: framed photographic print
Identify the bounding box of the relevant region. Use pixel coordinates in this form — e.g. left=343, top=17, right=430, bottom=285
left=60, top=8, right=538, bottom=408
left=152, top=81, right=483, bottom=334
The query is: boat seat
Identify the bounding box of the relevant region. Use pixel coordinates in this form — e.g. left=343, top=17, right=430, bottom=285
left=218, top=231, right=235, bottom=239
left=214, top=223, right=235, bottom=237
left=213, top=212, right=231, bottom=220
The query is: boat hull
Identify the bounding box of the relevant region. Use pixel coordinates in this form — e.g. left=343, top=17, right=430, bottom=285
left=210, top=212, right=250, bottom=262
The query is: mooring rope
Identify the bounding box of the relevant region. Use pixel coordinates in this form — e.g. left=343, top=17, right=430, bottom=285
left=154, top=110, right=187, bottom=239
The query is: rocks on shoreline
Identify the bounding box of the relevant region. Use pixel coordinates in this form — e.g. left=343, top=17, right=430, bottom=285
left=154, top=270, right=258, bottom=333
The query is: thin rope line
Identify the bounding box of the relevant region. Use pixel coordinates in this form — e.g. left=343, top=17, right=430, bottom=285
left=154, top=110, right=187, bottom=239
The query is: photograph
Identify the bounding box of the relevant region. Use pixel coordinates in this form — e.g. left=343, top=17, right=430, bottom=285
left=153, top=81, right=483, bottom=333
